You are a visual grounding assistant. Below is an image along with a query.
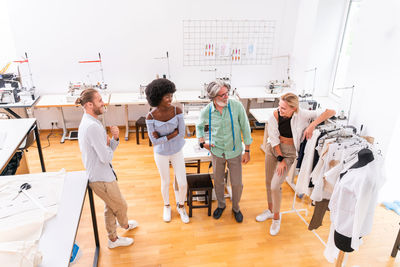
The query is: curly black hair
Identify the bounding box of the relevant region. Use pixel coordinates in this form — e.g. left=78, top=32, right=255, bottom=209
left=145, top=78, right=176, bottom=107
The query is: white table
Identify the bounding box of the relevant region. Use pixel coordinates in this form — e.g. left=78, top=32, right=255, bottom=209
left=108, top=91, right=209, bottom=141
left=249, top=108, right=275, bottom=153
left=0, top=118, right=45, bottom=173
left=235, top=86, right=283, bottom=115
left=37, top=171, right=99, bottom=267
left=0, top=96, right=40, bottom=119
left=174, top=90, right=209, bottom=104
left=108, top=92, right=148, bottom=141
left=35, top=94, right=110, bottom=143
left=182, top=138, right=247, bottom=199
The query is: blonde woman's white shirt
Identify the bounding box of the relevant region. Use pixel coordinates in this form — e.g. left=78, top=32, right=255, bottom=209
left=267, top=108, right=324, bottom=155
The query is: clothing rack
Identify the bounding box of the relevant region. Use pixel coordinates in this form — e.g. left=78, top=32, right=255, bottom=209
left=282, top=123, right=378, bottom=266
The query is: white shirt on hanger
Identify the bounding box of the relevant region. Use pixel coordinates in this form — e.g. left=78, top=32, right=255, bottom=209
left=324, top=156, right=385, bottom=262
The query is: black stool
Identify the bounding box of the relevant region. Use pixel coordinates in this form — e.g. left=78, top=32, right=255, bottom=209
left=186, top=173, right=213, bottom=217
left=136, top=117, right=151, bottom=146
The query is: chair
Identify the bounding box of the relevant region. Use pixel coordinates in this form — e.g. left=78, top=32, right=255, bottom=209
left=186, top=173, right=213, bottom=217
left=135, top=117, right=151, bottom=146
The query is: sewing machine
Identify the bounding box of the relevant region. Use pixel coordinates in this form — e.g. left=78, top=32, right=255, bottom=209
left=0, top=74, right=21, bottom=104
left=266, top=80, right=285, bottom=94
left=66, top=82, right=108, bottom=103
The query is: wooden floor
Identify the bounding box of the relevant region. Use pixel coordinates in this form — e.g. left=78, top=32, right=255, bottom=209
left=25, top=128, right=400, bottom=267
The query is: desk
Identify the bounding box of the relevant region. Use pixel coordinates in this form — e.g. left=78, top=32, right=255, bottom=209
left=174, top=90, right=209, bottom=104
left=0, top=118, right=45, bottom=173
left=249, top=108, right=275, bottom=153
left=0, top=96, right=40, bottom=119
left=38, top=171, right=99, bottom=267
left=235, top=87, right=283, bottom=115
left=35, top=94, right=110, bottom=143
left=182, top=138, right=247, bottom=199
left=109, top=91, right=209, bottom=141
left=108, top=93, right=148, bottom=141
left=182, top=138, right=211, bottom=163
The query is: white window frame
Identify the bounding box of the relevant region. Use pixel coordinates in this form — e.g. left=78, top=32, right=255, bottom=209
left=330, top=0, right=362, bottom=97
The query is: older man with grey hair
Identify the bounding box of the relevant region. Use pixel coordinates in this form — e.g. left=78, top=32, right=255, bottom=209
left=196, top=80, right=252, bottom=223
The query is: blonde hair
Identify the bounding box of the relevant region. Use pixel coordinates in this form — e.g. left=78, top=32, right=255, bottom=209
left=281, top=92, right=299, bottom=112
left=75, top=88, right=98, bottom=106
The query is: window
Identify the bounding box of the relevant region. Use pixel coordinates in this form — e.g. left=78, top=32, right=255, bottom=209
left=331, top=0, right=362, bottom=96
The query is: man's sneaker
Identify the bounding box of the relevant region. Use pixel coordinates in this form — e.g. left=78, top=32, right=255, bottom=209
left=177, top=206, right=190, bottom=224
left=163, top=205, right=171, bottom=222
left=256, top=210, right=274, bottom=222
left=117, top=220, right=139, bottom=230
left=270, top=218, right=281, bottom=236
left=108, top=236, right=134, bottom=249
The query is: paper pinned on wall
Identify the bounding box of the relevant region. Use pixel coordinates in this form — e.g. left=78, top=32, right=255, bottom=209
left=247, top=41, right=257, bottom=58
left=203, top=43, right=216, bottom=59
left=218, top=43, right=231, bottom=58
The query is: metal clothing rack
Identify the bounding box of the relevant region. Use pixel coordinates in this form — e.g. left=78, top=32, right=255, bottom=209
left=282, top=163, right=327, bottom=246
left=283, top=166, right=353, bottom=266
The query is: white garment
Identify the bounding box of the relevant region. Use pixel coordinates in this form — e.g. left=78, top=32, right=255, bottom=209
left=295, top=129, right=321, bottom=195
left=267, top=108, right=324, bottom=154
left=0, top=171, right=65, bottom=267
left=78, top=113, right=119, bottom=182
left=0, top=131, right=7, bottom=149
left=310, top=140, right=334, bottom=201
left=0, top=240, right=42, bottom=267
left=324, top=157, right=385, bottom=262
left=154, top=149, right=188, bottom=205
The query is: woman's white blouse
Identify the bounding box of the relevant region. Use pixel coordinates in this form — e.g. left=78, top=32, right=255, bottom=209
left=267, top=108, right=324, bottom=154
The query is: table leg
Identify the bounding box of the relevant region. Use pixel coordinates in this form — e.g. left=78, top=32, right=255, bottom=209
left=59, top=107, right=68, bottom=143
left=245, top=99, right=252, bottom=116
left=4, top=108, right=21, bottom=118
left=261, top=124, right=268, bottom=153
left=88, top=186, right=100, bottom=267
left=33, top=122, right=46, bottom=172
left=125, top=105, right=129, bottom=141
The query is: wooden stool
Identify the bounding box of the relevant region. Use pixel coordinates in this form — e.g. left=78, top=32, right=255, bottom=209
left=135, top=117, right=151, bottom=146
left=186, top=173, right=213, bottom=217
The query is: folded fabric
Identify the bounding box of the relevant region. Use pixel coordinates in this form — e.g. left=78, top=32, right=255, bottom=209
left=382, top=201, right=400, bottom=215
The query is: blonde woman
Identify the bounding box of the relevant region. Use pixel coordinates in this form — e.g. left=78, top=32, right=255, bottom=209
left=256, top=93, right=335, bottom=235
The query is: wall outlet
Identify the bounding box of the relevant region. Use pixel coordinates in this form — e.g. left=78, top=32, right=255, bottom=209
left=50, top=121, right=58, bottom=127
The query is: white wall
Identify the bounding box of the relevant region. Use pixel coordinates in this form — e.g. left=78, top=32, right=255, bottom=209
left=5, top=0, right=300, bottom=128
left=342, top=0, right=400, bottom=201
left=291, top=0, right=348, bottom=97
left=0, top=0, right=17, bottom=69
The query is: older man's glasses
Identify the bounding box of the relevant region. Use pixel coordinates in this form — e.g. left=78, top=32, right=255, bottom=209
left=217, top=92, right=229, bottom=98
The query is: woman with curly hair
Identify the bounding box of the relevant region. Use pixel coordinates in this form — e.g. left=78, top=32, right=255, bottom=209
left=145, top=78, right=189, bottom=224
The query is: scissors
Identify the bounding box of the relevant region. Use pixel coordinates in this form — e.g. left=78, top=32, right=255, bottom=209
left=11, top=182, right=32, bottom=200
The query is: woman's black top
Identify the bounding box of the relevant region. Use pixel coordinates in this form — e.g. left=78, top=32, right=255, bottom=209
left=278, top=110, right=293, bottom=138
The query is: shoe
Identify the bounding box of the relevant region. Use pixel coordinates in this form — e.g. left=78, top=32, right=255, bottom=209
left=117, top=220, right=139, bottom=231
left=108, top=236, right=134, bottom=249
left=233, top=210, right=243, bottom=223
left=255, top=210, right=273, bottom=222
left=163, top=205, right=171, bottom=222
left=270, top=218, right=281, bottom=236
left=213, top=206, right=226, bottom=219
left=177, top=206, right=190, bottom=224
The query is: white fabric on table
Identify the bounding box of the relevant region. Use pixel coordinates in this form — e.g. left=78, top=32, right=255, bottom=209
left=0, top=170, right=65, bottom=267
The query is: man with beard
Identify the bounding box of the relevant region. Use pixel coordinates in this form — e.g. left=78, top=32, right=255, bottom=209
left=196, top=80, right=252, bottom=223
left=76, top=88, right=138, bottom=249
